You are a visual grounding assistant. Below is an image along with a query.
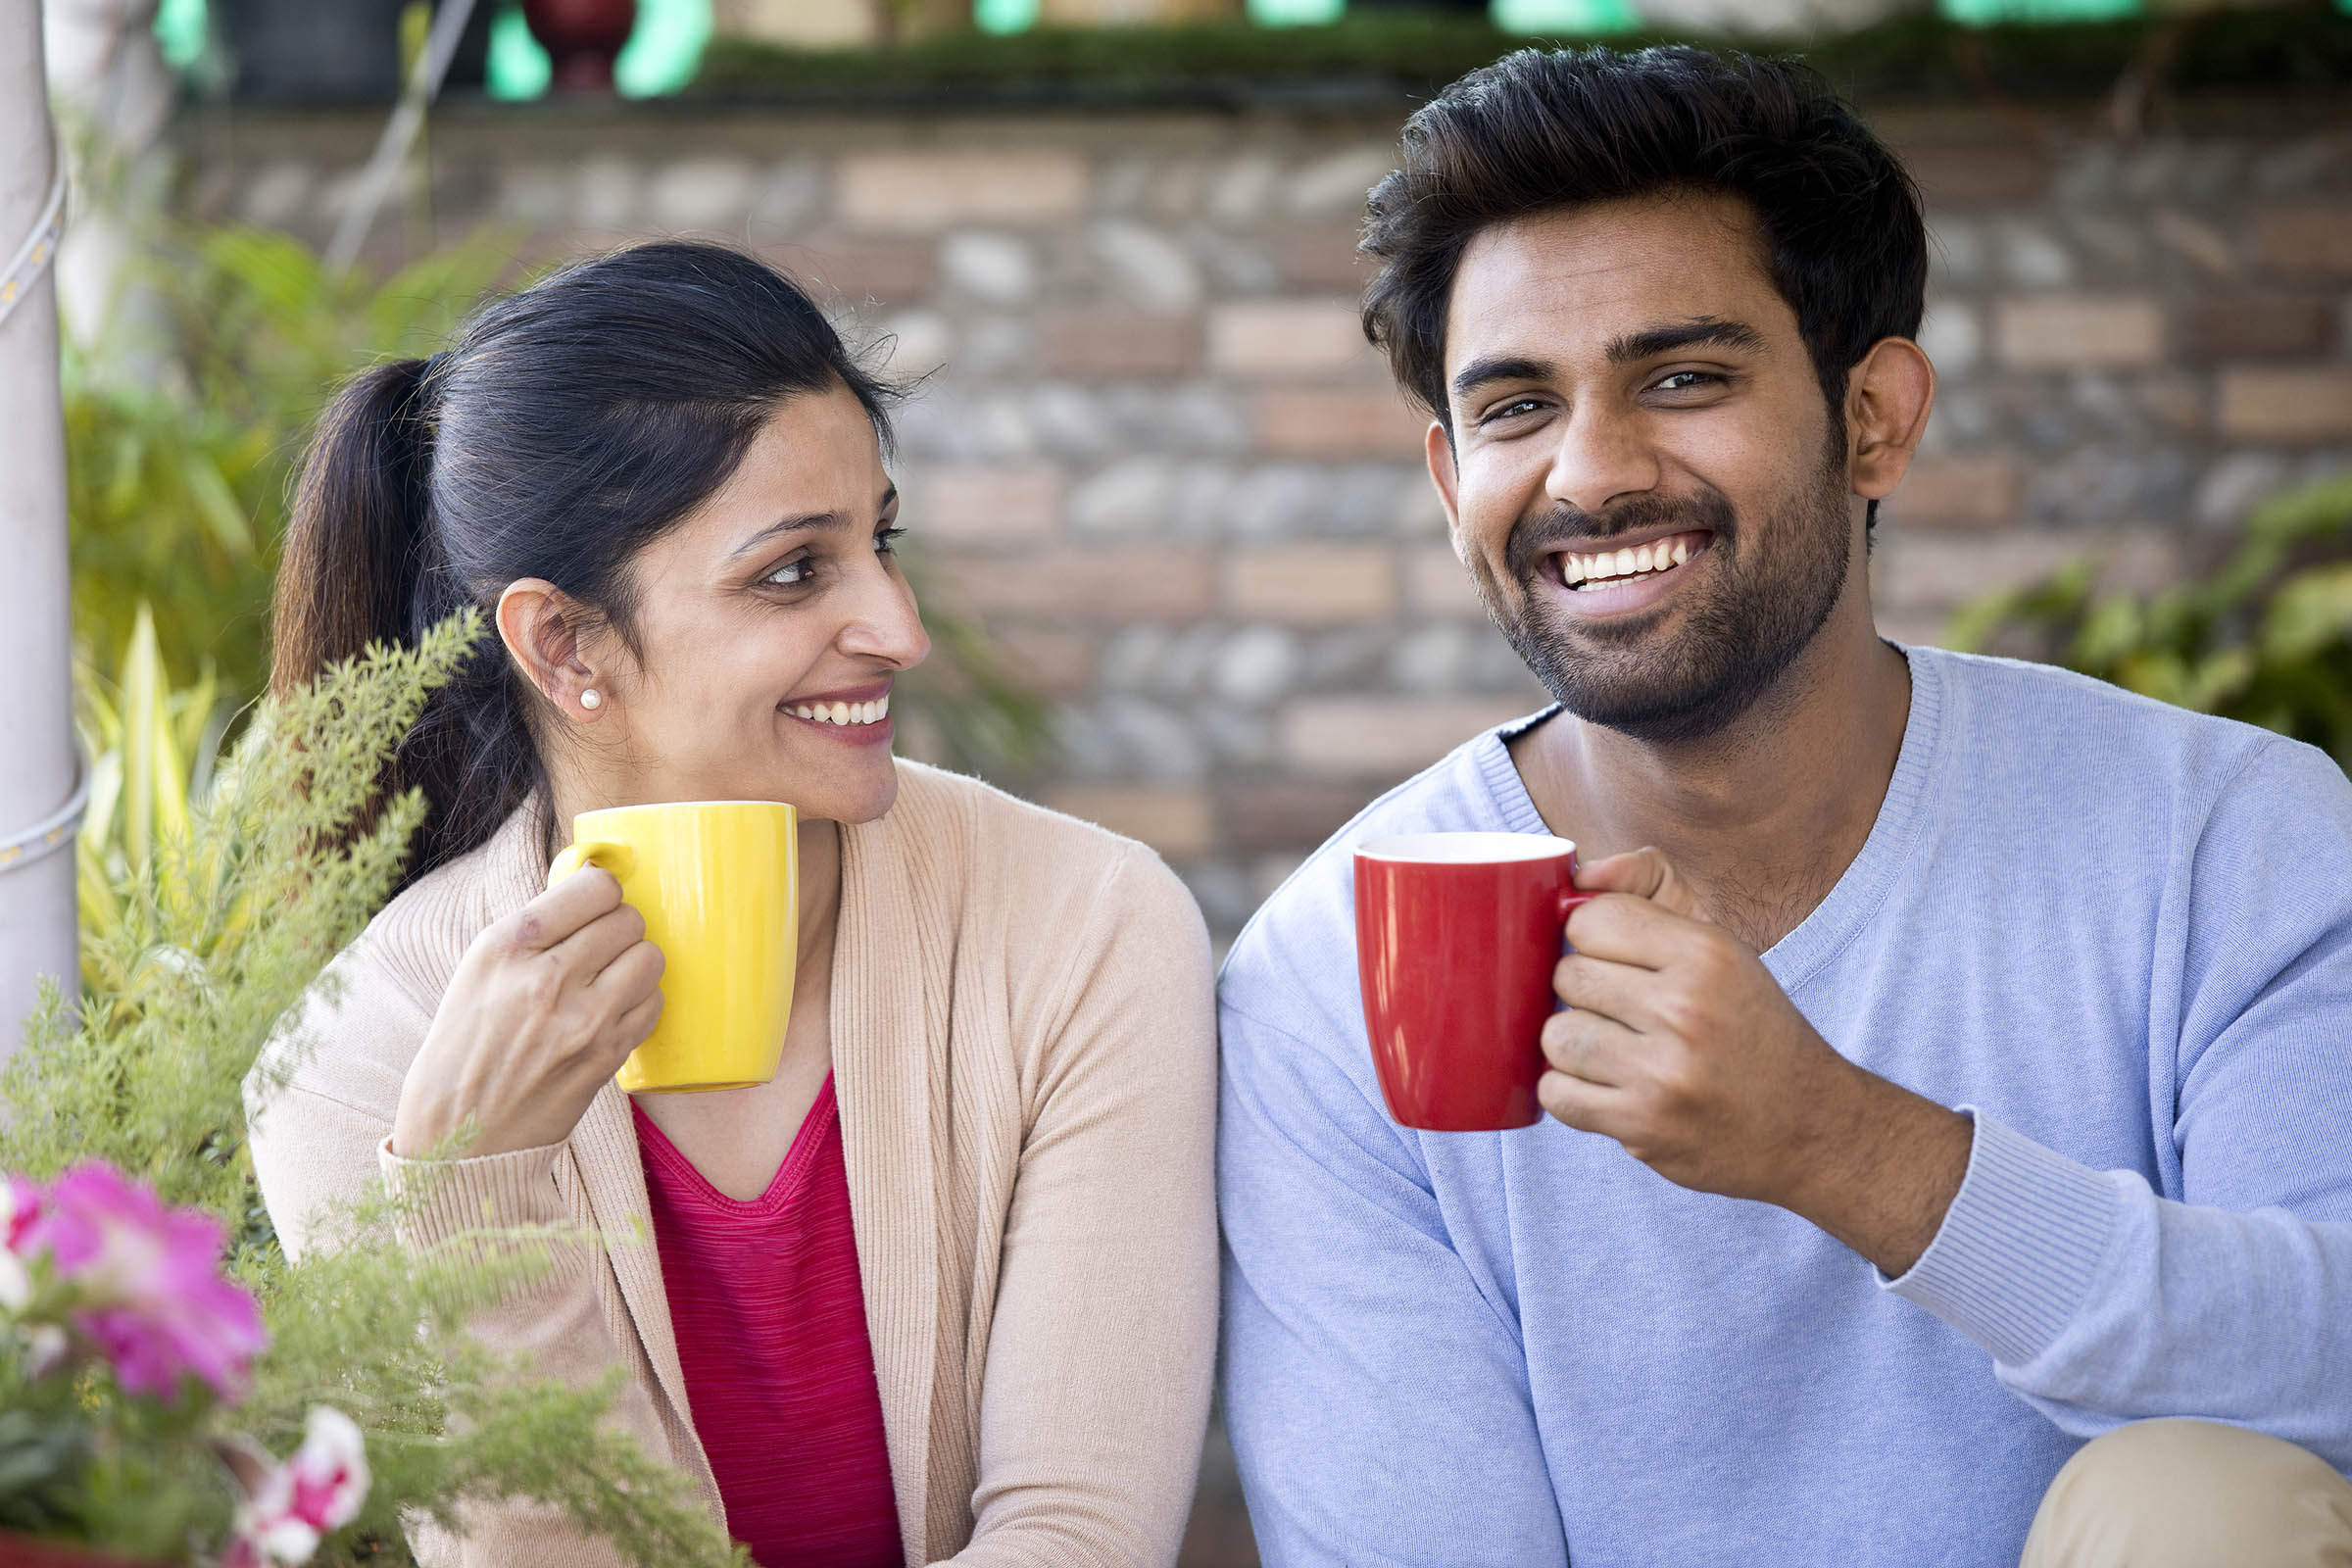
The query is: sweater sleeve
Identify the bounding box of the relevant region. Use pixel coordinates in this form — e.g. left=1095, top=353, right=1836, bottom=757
left=1886, top=738, right=2352, bottom=1470
left=952, top=847, right=1220, bottom=1568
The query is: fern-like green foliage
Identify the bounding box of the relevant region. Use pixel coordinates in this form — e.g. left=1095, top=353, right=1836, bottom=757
left=3, top=614, right=743, bottom=1567
left=1947, top=475, right=2352, bottom=772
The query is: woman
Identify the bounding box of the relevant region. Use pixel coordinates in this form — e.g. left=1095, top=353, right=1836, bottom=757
left=246, top=242, right=1216, bottom=1568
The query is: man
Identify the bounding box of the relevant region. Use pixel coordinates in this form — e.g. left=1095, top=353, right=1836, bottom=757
left=1216, top=45, right=2352, bottom=1567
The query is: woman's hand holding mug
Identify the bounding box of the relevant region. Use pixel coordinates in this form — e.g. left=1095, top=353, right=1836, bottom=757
left=390, top=867, right=666, bottom=1160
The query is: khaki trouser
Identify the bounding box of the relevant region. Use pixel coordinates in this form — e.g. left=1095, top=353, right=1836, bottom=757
left=2022, top=1420, right=2352, bottom=1567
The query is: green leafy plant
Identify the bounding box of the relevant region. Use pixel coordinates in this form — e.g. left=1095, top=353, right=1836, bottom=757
left=6, top=613, right=744, bottom=1567
left=75, top=603, right=237, bottom=1008
left=1947, top=475, right=2352, bottom=770
left=67, top=225, right=516, bottom=698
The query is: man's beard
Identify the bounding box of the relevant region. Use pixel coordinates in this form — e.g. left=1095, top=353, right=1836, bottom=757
left=1485, top=457, right=1852, bottom=748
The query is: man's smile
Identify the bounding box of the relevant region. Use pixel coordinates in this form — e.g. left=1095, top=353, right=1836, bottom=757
left=1541, top=527, right=1718, bottom=615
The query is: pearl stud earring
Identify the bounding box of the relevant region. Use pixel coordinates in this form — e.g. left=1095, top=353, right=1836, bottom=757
left=579, top=689, right=602, bottom=710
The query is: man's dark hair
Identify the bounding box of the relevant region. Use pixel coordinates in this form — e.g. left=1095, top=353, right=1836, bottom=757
left=1362, top=45, right=1927, bottom=434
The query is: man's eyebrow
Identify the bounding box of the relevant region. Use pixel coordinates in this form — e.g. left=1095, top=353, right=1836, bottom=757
left=1606, top=318, right=1765, bottom=365
left=727, top=512, right=846, bottom=562
left=1450, top=355, right=1554, bottom=402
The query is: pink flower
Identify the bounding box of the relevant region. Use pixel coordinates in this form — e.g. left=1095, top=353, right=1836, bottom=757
left=229, top=1407, right=370, bottom=1566
left=15, top=1163, right=266, bottom=1399
left=4, top=1174, right=36, bottom=1252
left=0, top=1178, right=31, bottom=1313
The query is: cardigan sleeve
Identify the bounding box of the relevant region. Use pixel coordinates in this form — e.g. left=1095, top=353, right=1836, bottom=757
left=244, top=948, right=668, bottom=1568
left=953, top=845, right=1220, bottom=1568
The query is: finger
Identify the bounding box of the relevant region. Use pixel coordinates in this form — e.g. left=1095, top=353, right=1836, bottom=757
left=1539, top=1006, right=1640, bottom=1088
left=1549, top=951, right=1657, bottom=1030
left=1562, top=892, right=1711, bottom=969
left=545, top=902, right=648, bottom=983
left=1536, top=1066, right=1633, bottom=1135
left=607, top=988, right=664, bottom=1062
left=504, top=867, right=624, bottom=953
left=1575, top=847, right=1704, bottom=921
left=584, top=938, right=666, bottom=1006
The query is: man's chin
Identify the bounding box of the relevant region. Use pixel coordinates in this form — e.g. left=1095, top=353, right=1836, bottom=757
left=1505, top=618, right=1781, bottom=747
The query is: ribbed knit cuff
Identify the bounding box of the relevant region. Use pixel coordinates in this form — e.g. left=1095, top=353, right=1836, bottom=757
left=377, top=1137, right=569, bottom=1248
left=1882, top=1109, right=2122, bottom=1369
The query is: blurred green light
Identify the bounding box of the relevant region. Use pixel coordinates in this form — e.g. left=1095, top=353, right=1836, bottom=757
left=1250, top=0, right=1344, bottom=24
left=487, top=5, right=553, bottom=99
left=617, top=0, right=710, bottom=96
left=1938, top=0, right=2138, bottom=21
left=1494, top=0, right=1638, bottom=33
left=977, top=0, right=1041, bottom=33
left=154, top=0, right=208, bottom=68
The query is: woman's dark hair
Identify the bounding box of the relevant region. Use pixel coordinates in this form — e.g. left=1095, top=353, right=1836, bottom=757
left=1362, top=45, right=1926, bottom=435
left=272, top=241, right=899, bottom=890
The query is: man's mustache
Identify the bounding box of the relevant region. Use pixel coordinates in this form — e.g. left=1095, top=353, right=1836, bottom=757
left=1503, top=491, right=1737, bottom=583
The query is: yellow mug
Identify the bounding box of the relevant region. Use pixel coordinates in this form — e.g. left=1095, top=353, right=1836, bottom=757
left=547, top=800, right=799, bottom=1094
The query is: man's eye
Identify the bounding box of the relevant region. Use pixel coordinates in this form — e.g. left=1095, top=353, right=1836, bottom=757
left=763, top=558, right=811, bottom=587
left=1654, top=371, right=1722, bottom=393
left=1483, top=398, right=1544, bottom=424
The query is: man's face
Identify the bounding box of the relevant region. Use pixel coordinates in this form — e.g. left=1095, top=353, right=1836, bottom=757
left=1433, top=192, right=1861, bottom=746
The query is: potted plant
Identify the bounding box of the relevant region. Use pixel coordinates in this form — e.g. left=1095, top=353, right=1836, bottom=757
left=3, top=615, right=746, bottom=1568
left=0, top=1165, right=368, bottom=1568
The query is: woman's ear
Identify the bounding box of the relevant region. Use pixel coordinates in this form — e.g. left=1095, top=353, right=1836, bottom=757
left=496, top=579, right=606, bottom=721
left=1845, top=336, right=1936, bottom=504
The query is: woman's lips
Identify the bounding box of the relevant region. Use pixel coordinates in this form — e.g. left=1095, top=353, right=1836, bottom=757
left=781, top=686, right=894, bottom=745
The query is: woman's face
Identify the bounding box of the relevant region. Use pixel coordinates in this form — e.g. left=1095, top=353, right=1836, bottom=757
left=574, top=384, right=929, bottom=825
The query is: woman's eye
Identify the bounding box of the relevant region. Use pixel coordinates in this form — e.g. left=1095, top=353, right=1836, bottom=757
left=875, top=526, right=906, bottom=556
left=763, top=558, right=812, bottom=587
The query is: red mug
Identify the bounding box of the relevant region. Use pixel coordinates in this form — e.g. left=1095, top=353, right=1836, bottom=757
left=1353, top=832, right=1594, bottom=1132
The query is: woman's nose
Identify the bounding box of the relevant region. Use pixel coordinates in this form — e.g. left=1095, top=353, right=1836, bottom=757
left=842, top=566, right=931, bottom=669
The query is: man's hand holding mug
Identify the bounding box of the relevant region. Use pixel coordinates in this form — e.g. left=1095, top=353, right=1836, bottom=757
left=1544, top=847, right=1974, bottom=1277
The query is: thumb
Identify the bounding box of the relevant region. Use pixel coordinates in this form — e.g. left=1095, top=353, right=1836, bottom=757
left=1574, top=847, right=1705, bottom=920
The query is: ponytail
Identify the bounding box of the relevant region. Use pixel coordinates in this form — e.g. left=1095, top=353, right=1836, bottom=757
left=272, top=359, right=436, bottom=695
left=272, top=357, right=547, bottom=892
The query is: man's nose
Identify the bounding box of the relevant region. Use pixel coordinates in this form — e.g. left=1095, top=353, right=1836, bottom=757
left=1544, top=405, right=1661, bottom=517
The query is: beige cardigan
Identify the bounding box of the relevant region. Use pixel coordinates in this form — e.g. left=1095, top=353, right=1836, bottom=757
left=246, top=762, right=1218, bottom=1568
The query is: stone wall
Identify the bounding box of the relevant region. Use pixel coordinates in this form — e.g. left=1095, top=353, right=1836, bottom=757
left=184, top=95, right=2352, bottom=945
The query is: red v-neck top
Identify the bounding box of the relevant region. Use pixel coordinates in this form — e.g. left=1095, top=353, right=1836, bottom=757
left=632, top=1076, right=901, bottom=1568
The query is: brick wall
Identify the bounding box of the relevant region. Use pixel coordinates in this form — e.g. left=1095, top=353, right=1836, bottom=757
left=187, top=97, right=2352, bottom=945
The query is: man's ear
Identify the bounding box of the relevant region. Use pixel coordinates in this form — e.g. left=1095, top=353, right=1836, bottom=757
left=1425, top=418, right=1467, bottom=561
left=1845, top=337, right=1936, bottom=504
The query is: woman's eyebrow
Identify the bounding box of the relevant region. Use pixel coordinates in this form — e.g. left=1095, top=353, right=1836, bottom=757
left=727, top=512, right=846, bottom=562
left=1605, top=317, right=1765, bottom=364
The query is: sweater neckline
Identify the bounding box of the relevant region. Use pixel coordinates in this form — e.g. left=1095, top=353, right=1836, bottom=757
left=1466, top=643, right=1947, bottom=986
left=632, top=1073, right=840, bottom=1219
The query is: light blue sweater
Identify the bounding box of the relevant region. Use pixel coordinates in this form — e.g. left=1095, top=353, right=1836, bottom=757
left=1217, top=645, right=2352, bottom=1566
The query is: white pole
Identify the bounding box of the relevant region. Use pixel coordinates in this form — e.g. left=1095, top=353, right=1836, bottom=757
left=0, top=0, right=81, bottom=1064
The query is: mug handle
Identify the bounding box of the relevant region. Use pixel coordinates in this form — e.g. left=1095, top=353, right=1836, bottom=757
left=549, top=839, right=634, bottom=888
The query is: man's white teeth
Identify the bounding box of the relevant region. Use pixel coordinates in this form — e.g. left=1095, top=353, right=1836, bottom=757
left=788, top=695, right=890, bottom=725
left=1564, top=538, right=1693, bottom=587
